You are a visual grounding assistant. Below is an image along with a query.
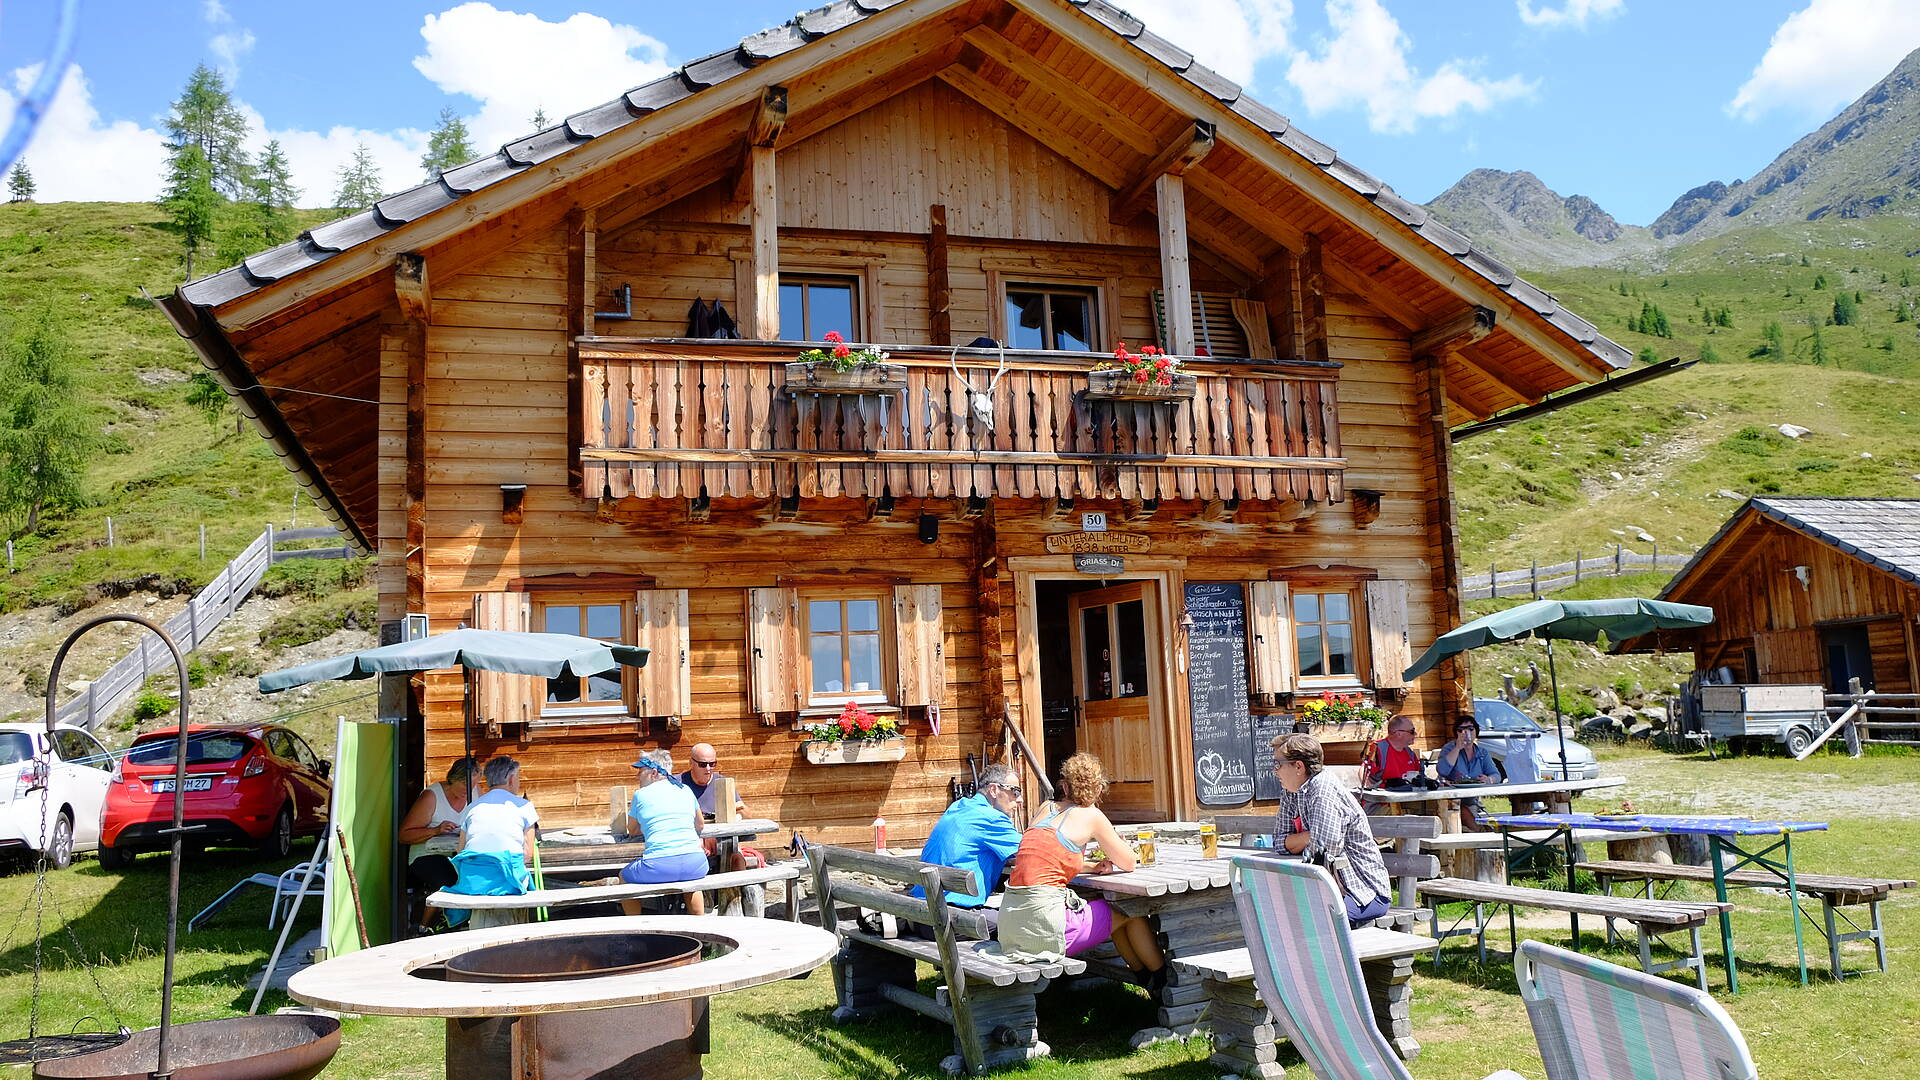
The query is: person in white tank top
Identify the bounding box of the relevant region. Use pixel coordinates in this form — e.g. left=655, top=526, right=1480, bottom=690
left=399, top=757, right=475, bottom=932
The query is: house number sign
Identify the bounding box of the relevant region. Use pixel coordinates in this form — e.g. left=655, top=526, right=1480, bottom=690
left=1081, top=512, right=1108, bottom=532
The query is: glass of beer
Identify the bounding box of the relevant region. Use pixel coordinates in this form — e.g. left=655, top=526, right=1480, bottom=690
left=1199, top=822, right=1218, bottom=859
left=1136, top=827, right=1157, bottom=865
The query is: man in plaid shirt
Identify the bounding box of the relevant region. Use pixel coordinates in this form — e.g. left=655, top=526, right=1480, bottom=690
left=1270, top=733, right=1392, bottom=927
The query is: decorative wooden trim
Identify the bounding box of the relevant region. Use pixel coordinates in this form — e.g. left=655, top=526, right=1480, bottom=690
left=583, top=446, right=1347, bottom=470
left=508, top=572, right=658, bottom=593
left=775, top=573, right=912, bottom=587
left=1267, top=564, right=1380, bottom=581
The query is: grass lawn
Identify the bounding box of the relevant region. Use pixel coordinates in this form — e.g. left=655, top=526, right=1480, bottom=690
left=3, top=748, right=1917, bottom=1078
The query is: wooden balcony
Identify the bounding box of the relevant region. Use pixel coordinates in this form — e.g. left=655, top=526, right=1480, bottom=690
left=579, top=340, right=1345, bottom=504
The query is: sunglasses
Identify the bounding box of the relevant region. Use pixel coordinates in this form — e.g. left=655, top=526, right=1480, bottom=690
left=692, top=759, right=719, bottom=768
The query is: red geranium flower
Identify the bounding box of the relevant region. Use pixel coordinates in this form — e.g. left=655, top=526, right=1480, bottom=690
left=823, top=330, right=844, bottom=344
left=833, top=344, right=852, bottom=359
left=856, top=712, right=875, bottom=732
left=1134, top=370, right=1150, bottom=382
left=838, top=716, right=855, bottom=734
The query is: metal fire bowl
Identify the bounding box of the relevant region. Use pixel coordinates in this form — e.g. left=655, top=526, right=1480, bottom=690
left=288, top=916, right=837, bottom=1018
left=444, top=932, right=705, bottom=982
left=31, top=1014, right=341, bottom=1080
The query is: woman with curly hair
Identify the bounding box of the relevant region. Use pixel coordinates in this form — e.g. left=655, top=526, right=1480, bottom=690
left=992, top=753, right=1167, bottom=991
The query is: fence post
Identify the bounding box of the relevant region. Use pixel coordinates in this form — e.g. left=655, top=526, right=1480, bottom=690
left=1530, top=558, right=1539, bottom=597
left=85, top=682, right=96, bottom=730
left=266, top=522, right=276, bottom=567
left=1652, top=540, right=1658, bottom=565
left=199, top=524, right=206, bottom=561
left=1489, top=562, right=1497, bottom=599
left=1574, top=550, right=1582, bottom=584
left=188, top=596, right=199, bottom=650
left=106, top=516, right=114, bottom=547
left=5, top=540, right=11, bottom=573
left=1615, top=543, right=1623, bottom=576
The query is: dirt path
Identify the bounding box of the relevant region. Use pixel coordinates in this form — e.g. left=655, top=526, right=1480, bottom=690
left=1603, top=747, right=1920, bottom=821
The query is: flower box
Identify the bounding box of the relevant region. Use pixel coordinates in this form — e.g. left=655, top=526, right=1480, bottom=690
left=783, top=361, right=909, bottom=395
left=1296, top=720, right=1382, bottom=744
left=802, top=736, right=907, bottom=764
left=1084, top=369, right=1198, bottom=401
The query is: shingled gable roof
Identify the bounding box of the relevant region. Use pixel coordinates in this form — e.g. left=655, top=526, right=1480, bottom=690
left=1660, top=497, right=1920, bottom=599
left=171, top=0, right=1629, bottom=376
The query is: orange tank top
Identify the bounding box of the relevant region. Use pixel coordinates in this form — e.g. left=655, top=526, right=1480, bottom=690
left=1006, top=808, right=1085, bottom=889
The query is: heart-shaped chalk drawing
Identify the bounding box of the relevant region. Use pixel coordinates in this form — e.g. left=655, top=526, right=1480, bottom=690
left=1197, top=751, right=1226, bottom=788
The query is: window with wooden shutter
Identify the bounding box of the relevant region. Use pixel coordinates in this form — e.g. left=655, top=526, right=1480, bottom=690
left=1365, top=579, right=1412, bottom=690
left=633, top=589, right=690, bottom=722
left=746, top=587, right=800, bottom=719
left=1247, top=580, right=1294, bottom=697
left=893, top=584, right=944, bottom=707
left=471, top=592, right=540, bottom=729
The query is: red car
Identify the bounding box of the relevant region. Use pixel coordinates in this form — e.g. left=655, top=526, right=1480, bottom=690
left=100, top=724, right=331, bottom=868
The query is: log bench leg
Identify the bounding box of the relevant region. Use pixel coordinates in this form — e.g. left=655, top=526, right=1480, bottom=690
left=1821, top=897, right=1890, bottom=980
left=831, top=940, right=915, bottom=1023
left=937, top=981, right=1051, bottom=1076
left=1361, top=955, right=1421, bottom=1062
left=1201, top=978, right=1286, bottom=1079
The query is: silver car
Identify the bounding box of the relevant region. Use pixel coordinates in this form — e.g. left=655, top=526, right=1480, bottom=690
left=1470, top=698, right=1600, bottom=782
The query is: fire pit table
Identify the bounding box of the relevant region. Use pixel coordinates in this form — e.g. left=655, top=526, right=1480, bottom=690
left=287, top=916, right=834, bottom=1079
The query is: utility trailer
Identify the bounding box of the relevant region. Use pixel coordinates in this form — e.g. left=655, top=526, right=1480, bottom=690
left=1697, top=684, right=1829, bottom=756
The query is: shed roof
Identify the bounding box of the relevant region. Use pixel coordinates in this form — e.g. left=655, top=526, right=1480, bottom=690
left=1664, top=497, right=1920, bottom=597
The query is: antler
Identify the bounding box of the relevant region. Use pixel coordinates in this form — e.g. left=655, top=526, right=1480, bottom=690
left=948, top=345, right=976, bottom=392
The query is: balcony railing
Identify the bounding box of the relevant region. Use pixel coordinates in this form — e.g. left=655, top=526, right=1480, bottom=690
left=579, top=340, right=1345, bottom=503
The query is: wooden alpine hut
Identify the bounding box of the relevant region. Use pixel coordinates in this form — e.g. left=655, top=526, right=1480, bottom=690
left=161, top=0, right=1630, bottom=844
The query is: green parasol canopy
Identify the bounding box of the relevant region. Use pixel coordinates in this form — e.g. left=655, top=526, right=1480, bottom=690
left=258, top=627, right=649, bottom=693
left=1402, top=597, right=1713, bottom=683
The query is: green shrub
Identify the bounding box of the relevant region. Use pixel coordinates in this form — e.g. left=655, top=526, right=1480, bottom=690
left=259, top=589, right=376, bottom=650
left=1795, top=458, right=1837, bottom=473
left=131, top=689, right=175, bottom=721
left=256, top=556, right=371, bottom=601
left=19, top=665, right=46, bottom=699
left=185, top=658, right=207, bottom=688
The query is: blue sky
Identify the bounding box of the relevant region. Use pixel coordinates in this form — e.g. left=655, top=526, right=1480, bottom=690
left=6, top=0, right=1919, bottom=226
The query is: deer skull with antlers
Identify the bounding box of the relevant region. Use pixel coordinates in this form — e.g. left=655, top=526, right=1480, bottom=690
left=950, top=347, right=1010, bottom=433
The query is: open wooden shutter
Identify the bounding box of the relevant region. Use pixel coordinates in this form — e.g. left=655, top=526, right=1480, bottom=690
left=633, top=589, right=690, bottom=720
left=1365, top=579, right=1412, bottom=689
left=471, top=592, right=540, bottom=727
left=894, top=584, right=945, bottom=707
left=1229, top=299, right=1275, bottom=359
left=1153, top=289, right=1252, bottom=358
left=746, top=587, right=800, bottom=718
left=1247, top=581, right=1294, bottom=696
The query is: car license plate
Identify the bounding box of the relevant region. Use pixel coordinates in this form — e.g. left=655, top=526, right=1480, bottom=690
left=150, top=777, right=212, bottom=793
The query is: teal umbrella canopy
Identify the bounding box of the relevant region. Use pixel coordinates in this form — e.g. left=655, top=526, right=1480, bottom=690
left=258, top=628, right=649, bottom=693
left=1402, top=597, right=1713, bottom=683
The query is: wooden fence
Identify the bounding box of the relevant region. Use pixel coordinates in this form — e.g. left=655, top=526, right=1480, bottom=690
left=55, top=525, right=351, bottom=732
left=1461, top=544, right=1694, bottom=601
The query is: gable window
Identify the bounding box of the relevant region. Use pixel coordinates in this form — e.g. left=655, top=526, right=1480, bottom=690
left=1005, top=285, right=1096, bottom=351
left=780, top=274, right=860, bottom=342
left=538, top=597, right=627, bottom=712
left=1293, top=589, right=1360, bottom=685
left=805, top=591, right=890, bottom=706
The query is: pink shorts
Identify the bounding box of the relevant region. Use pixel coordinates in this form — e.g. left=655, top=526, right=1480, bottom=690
left=1063, top=898, right=1115, bottom=956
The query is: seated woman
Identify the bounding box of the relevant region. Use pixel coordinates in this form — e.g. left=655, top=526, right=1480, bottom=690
left=618, top=750, right=708, bottom=915
left=1272, top=733, right=1393, bottom=928
left=397, top=755, right=476, bottom=931
left=1434, top=715, right=1502, bottom=828
left=449, top=756, right=539, bottom=897
left=992, top=753, right=1167, bottom=992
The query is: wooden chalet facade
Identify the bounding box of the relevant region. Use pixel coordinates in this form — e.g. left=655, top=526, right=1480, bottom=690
left=162, top=0, right=1628, bottom=844
left=1620, top=498, right=1920, bottom=696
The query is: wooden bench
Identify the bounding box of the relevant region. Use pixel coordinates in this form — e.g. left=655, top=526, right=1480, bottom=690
left=808, top=844, right=1085, bottom=1076
left=1176, top=927, right=1438, bottom=1077
left=427, top=863, right=804, bottom=925
left=1216, top=814, right=1442, bottom=932
left=1416, top=877, right=1730, bottom=989
left=1424, top=828, right=1665, bottom=883
left=1582, top=859, right=1916, bottom=979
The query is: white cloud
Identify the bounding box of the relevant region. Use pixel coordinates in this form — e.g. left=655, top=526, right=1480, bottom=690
left=241, top=104, right=426, bottom=210
left=202, top=0, right=231, bottom=24
left=209, top=29, right=256, bottom=76
left=411, top=2, right=675, bottom=152
left=1729, top=0, right=1920, bottom=120
left=1, top=64, right=168, bottom=202
left=1515, top=0, right=1624, bottom=29
left=1112, top=0, right=1294, bottom=86
left=1286, top=0, right=1534, bottom=133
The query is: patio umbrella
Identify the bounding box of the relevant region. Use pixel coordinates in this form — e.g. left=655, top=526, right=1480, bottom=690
left=259, top=627, right=649, bottom=693
left=1402, top=597, right=1713, bottom=779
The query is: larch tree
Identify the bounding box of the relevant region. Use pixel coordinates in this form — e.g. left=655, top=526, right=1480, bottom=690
left=6, top=161, right=33, bottom=203
left=334, top=144, right=384, bottom=212
left=160, top=144, right=219, bottom=278
left=0, top=307, right=95, bottom=537
left=530, top=107, right=550, bottom=129
left=164, top=64, right=253, bottom=197
left=421, top=108, right=474, bottom=179
left=254, top=140, right=301, bottom=245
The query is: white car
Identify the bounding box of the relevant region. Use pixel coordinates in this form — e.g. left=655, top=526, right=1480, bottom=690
left=0, top=723, right=114, bottom=869
left=1471, top=698, right=1602, bottom=782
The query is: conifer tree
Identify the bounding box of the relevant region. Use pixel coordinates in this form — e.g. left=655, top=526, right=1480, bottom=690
left=6, top=160, right=33, bottom=203
left=1833, top=290, right=1858, bottom=326
left=1762, top=320, right=1786, bottom=360
left=186, top=370, right=230, bottom=428
left=333, top=144, right=384, bottom=212
left=1800, top=253, right=1811, bottom=267
left=1811, top=327, right=1829, bottom=365
left=530, top=107, right=550, bottom=129
left=1700, top=343, right=1722, bottom=364
left=254, top=140, right=300, bottom=245
left=1813, top=273, right=1827, bottom=290
left=165, top=64, right=253, bottom=197
left=421, top=108, right=474, bottom=179
left=160, top=144, right=219, bottom=277
left=0, top=307, right=95, bottom=536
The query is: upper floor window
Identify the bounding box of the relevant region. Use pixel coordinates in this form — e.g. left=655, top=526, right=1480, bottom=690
left=538, top=598, right=627, bottom=711
left=1005, top=285, right=1097, bottom=352
left=1293, top=589, right=1359, bottom=684
left=780, top=274, right=860, bottom=342
left=804, top=590, right=891, bottom=706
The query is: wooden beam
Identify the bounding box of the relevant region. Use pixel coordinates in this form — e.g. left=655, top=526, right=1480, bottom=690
left=1112, top=120, right=1214, bottom=225
left=731, top=85, right=790, bottom=204
left=394, top=253, right=429, bottom=620
left=1258, top=250, right=1300, bottom=361
left=976, top=503, right=1007, bottom=726
left=748, top=144, right=779, bottom=340
left=565, top=209, right=591, bottom=493
left=1420, top=351, right=1467, bottom=719
left=957, top=27, right=1160, bottom=155
left=1180, top=214, right=1262, bottom=279
left=1156, top=173, right=1195, bottom=356
left=927, top=204, right=952, bottom=346
left=1301, top=233, right=1330, bottom=367
left=1411, top=306, right=1495, bottom=357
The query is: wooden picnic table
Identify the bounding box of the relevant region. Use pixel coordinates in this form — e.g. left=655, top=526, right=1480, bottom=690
left=1356, top=775, right=1626, bottom=807
left=527, top=820, right=785, bottom=913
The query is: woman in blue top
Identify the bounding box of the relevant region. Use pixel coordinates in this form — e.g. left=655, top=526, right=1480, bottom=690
left=1434, top=716, right=1502, bottom=828
left=619, top=750, right=709, bottom=914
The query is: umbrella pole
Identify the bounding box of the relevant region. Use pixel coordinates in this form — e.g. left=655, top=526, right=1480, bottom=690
left=1546, top=637, right=1570, bottom=780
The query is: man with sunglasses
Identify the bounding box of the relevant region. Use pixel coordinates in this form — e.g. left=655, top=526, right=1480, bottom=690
left=678, top=743, right=748, bottom=822
left=908, top=763, right=1025, bottom=925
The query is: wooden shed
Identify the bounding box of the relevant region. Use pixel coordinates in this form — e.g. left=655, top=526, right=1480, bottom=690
left=1619, top=497, right=1920, bottom=696
left=160, top=0, right=1628, bottom=844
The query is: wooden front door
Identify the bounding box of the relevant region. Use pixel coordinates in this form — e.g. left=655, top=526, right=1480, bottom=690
left=1068, top=582, right=1167, bottom=820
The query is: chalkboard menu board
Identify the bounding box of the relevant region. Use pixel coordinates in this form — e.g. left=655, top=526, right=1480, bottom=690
left=1185, top=583, right=1254, bottom=806
left=1251, top=711, right=1294, bottom=801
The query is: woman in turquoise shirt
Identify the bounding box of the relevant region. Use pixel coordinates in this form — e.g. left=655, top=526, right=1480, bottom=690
left=619, top=750, right=708, bottom=914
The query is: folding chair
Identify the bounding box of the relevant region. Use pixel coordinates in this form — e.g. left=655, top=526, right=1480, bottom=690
left=1516, top=939, right=1758, bottom=1080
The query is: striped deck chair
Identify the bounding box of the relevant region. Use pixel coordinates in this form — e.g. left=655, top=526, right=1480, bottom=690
left=1231, top=855, right=1526, bottom=1080
left=1516, top=940, right=1757, bottom=1080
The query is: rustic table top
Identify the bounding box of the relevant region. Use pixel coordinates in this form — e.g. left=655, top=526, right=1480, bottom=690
left=537, top=820, right=782, bottom=866
left=287, top=915, right=834, bottom=1017
left=1356, top=776, right=1626, bottom=805
left=1486, top=812, right=1829, bottom=836
left=1072, top=845, right=1234, bottom=899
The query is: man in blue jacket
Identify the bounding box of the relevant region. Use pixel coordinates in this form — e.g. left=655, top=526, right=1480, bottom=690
left=910, top=763, right=1024, bottom=921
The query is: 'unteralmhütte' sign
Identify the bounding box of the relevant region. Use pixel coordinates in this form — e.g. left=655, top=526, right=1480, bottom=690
left=1044, top=532, right=1151, bottom=554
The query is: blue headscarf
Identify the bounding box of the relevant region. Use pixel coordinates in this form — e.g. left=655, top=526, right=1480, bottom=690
left=634, top=755, right=684, bottom=786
